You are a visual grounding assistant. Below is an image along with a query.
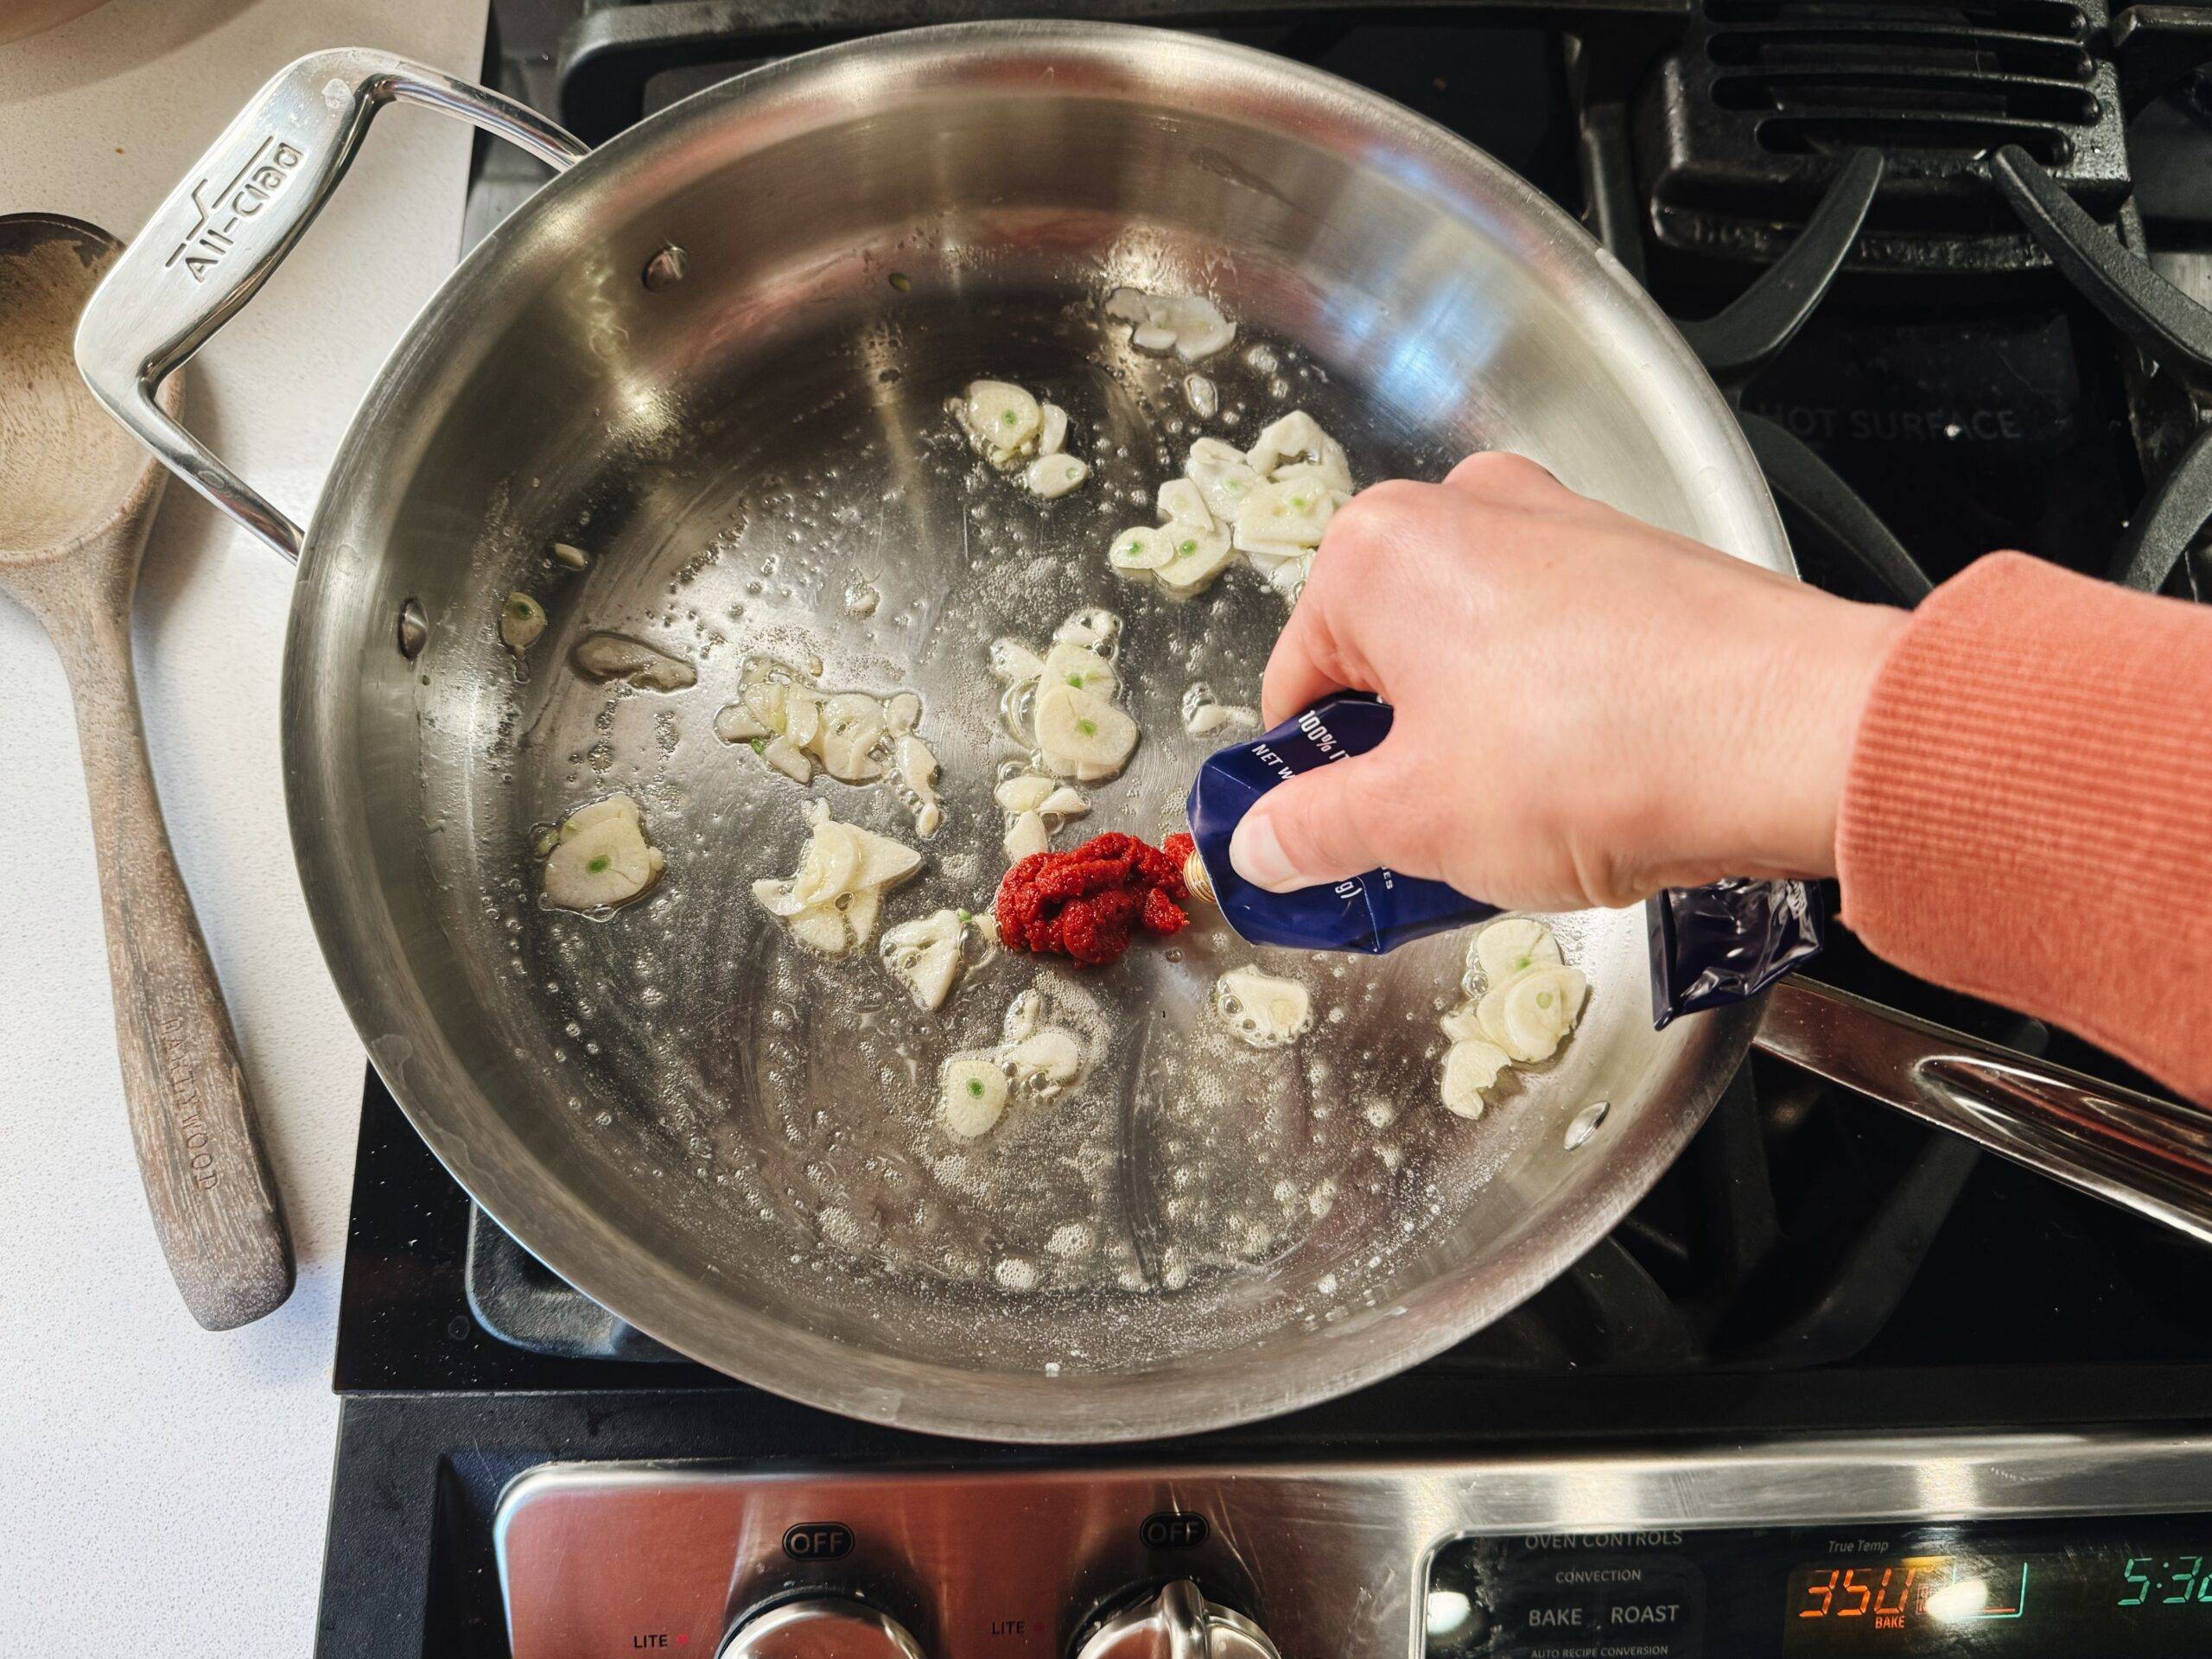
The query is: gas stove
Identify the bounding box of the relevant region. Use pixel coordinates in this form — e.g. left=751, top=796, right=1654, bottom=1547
left=319, top=2, right=2212, bottom=1655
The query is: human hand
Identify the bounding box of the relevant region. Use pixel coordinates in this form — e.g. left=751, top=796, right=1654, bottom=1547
left=1226, top=453, right=1908, bottom=911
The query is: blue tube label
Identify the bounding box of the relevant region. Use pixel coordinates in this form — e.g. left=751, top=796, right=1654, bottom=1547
left=1185, top=694, right=1498, bottom=953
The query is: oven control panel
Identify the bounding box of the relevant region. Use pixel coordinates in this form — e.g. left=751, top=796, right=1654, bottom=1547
left=1428, top=1518, right=2212, bottom=1657
left=492, top=1435, right=2212, bottom=1656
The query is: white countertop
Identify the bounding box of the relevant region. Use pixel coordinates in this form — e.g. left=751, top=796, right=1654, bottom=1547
left=0, top=0, right=486, bottom=1649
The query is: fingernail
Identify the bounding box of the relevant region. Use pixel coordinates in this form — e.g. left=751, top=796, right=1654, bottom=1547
left=1229, top=813, right=1301, bottom=893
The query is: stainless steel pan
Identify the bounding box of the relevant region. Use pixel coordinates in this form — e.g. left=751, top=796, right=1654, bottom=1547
left=79, top=24, right=2212, bottom=1441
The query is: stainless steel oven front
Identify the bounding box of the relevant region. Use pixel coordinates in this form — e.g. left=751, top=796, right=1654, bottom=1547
left=494, top=1430, right=2212, bottom=1656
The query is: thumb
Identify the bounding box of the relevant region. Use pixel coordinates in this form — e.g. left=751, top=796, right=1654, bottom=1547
left=1228, top=749, right=1418, bottom=893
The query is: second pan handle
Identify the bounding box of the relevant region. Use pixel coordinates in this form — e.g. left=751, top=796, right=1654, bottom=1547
left=1757, top=977, right=2212, bottom=1243
left=74, top=48, right=588, bottom=562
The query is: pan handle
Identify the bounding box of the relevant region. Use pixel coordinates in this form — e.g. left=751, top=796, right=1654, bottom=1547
left=74, top=48, right=588, bottom=562
left=1756, top=977, right=2212, bottom=1243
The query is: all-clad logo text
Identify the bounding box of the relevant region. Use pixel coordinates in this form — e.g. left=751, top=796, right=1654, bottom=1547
left=164, top=137, right=304, bottom=283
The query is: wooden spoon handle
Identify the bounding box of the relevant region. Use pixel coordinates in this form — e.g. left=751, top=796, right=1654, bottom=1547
left=60, top=632, right=294, bottom=1329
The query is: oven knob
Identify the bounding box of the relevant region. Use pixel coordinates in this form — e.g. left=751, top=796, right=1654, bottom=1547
left=720, top=1597, right=926, bottom=1658
left=1074, top=1580, right=1279, bottom=1658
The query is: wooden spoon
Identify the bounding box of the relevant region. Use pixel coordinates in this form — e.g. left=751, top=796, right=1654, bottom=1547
left=0, top=213, right=292, bottom=1329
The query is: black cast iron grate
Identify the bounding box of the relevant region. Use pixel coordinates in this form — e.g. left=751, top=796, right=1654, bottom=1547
left=1634, top=0, right=2128, bottom=273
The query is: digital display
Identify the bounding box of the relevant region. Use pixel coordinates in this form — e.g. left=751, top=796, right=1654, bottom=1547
left=1426, top=1516, right=2212, bottom=1658
left=1784, top=1544, right=2212, bottom=1655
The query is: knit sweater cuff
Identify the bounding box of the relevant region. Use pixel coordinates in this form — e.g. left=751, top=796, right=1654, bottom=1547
left=1836, top=552, right=2212, bottom=1102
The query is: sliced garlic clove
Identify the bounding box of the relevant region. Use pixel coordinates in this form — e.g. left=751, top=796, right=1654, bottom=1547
left=940, top=1058, right=1010, bottom=1139
left=542, top=795, right=664, bottom=912
left=1499, top=967, right=1588, bottom=1065
left=1034, top=683, right=1139, bottom=781
left=1025, top=453, right=1090, bottom=499
left=1052, top=607, right=1122, bottom=654
left=1474, top=981, right=1522, bottom=1057
left=884, top=691, right=922, bottom=734
left=750, top=876, right=804, bottom=918
left=848, top=823, right=924, bottom=891
left=1473, top=917, right=1564, bottom=988
left=1185, top=436, right=1262, bottom=524
left=1004, top=809, right=1050, bottom=861
left=1037, top=786, right=1089, bottom=818
left=995, top=773, right=1057, bottom=814
left=989, top=638, right=1046, bottom=684
left=1004, top=1027, right=1084, bottom=1088
left=1245, top=411, right=1352, bottom=493
left=1103, top=286, right=1150, bottom=323
left=1214, top=967, right=1313, bottom=1049
left=880, top=908, right=966, bottom=1010
left=714, top=703, right=771, bottom=743
left=500, top=592, right=546, bottom=656
left=1156, top=478, right=1216, bottom=528
left=1274, top=459, right=1354, bottom=499
left=1159, top=294, right=1234, bottom=361
left=783, top=690, right=824, bottom=753
left=550, top=542, right=592, bottom=569
left=1154, top=526, right=1236, bottom=594
left=1180, top=683, right=1258, bottom=737
left=570, top=631, right=696, bottom=690
left=1234, top=477, right=1338, bottom=553
left=894, top=733, right=942, bottom=836
left=1441, top=1039, right=1512, bottom=1118
left=1440, top=1002, right=1487, bottom=1046
left=1237, top=539, right=1300, bottom=578
left=786, top=903, right=853, bottom=956
left=1003, top=988, right=1045, bottom=1043
left=962, top=379, right=1040, bottom=461
left=816, top=692, right=888, bottom=782
left=1185, top=700, right=1258, bottom=736
left=743, top=677, right=791, bottom=734
left=1040, top=640, right=1118, bottom=699
left=791, top=820, right=863, bottom=908
left=1109, top=524, right=1176, bottom=573
left=761, top=734, right=814, bottom=783
left=1037, top=402, right=1069, bottom=456
left=559, top=794, right=644, bottom=838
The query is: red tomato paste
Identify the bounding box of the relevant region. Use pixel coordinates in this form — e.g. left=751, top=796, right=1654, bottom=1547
left=994, top=831, right=1199, bottom=967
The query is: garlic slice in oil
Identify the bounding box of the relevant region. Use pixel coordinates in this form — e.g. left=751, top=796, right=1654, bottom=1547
left=1441, top=1039, right=1511, bottom=1117
left=542, top=793, right=664, bottom=912
left=939, top=1058, right=1010, bottom=1139
left=1214, top=967, right=1313, bottom=1049
left=1025, top=453, right=1090, bottom=499
left=500, top=592, right=546, bottom=657
left=960, top=379, right=1041, bottom=464
left=571, top=631, right=696, bottom=691
left=1034, top=683, right=1138, bottom=781
left=1471, top=917, right=1564, bottom=991
left=880, top=907, right=976, bottom=1010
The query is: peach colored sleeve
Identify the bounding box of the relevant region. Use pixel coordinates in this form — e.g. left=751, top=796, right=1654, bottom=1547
left=1836, top=552, right=2212, bottom=1103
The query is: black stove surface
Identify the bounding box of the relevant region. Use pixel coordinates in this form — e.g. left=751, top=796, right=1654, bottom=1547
left=320, top=1, right=2212, bottom=1653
